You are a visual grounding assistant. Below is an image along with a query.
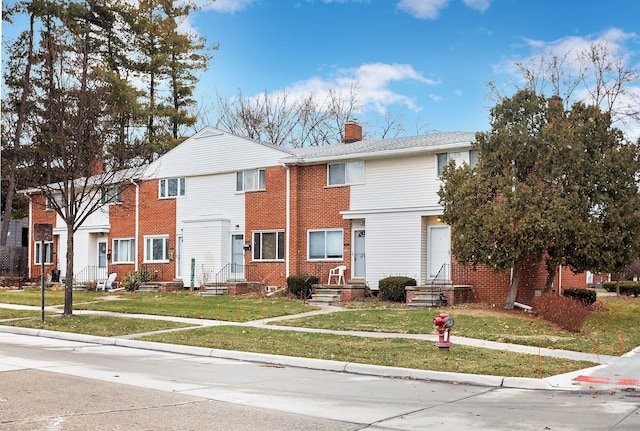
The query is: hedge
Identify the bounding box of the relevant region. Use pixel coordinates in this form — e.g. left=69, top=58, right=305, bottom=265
left=378, top=276, right=416, bottom=302
left=563, top=288, right=597, bottom=305
left=286, top=274, right=319, bottom=299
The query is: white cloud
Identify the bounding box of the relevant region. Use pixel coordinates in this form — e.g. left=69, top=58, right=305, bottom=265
left=429, top=94, right=443, bottom=102
left=397, top=0, right=491, bottom=19
left=200, top=0, right=256, bottom=13
left=462, top=0, right=491, bottom=12
left=493, top=28, right=640, bottom=141
left=397, top=0, right=449, bottom=20
left=280, top=63, right=439, bottom=115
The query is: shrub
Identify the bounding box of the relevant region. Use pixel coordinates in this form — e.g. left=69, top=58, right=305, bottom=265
left=286, top=274, right=319, bottom=299
left=563, top=288, right=596, bottom=305
left=618, top=281, right=640, bottom=297
left=602, top=282, right=617, bottom=292
left=378, top=276, right=416, bottom=303
left=532, top=294, right=591, bottom=332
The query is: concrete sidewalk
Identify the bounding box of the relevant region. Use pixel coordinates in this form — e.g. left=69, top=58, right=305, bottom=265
left=1, top=302, right=638, bottom=393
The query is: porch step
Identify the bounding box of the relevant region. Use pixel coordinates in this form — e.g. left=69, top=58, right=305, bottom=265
left=308, top=287, right=342, bottom=306
left=407, top=288, right=448, bottom=309
left=200, top=284, right=229, bottom=296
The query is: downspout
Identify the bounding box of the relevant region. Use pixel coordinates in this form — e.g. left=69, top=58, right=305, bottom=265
left=130, top=179, right=139, bottom=272
left=24, top=192, right=33, bottom=279
left=558, top=264, right=563, bottom=296
left=285, top=166, right=291, bottom=279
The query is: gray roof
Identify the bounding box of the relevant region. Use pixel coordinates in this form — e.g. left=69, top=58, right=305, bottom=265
left=282, top=131, right=476, bottom=164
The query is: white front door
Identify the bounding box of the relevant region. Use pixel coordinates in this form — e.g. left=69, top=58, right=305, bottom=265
left=176, top=235, right=183, bottom=277
left=353, top=229, right=366, bottom=278
left=231, top=234, right=244, bottom=279
left=97, top=239, right=108, bottom=280
left=428, top=226, right=450, bottom=279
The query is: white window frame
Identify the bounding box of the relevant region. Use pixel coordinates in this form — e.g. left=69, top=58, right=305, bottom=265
left=144, top=235, right=170, bottom=262
left=308, top=229, right=344, bottom=260
left=236, top=169, right=266, bottom=192
left=101, top=185, right=121, bottom=204
left=437, top=150, right=478, bottom=176
left=34, top=241, right=54, bottom=264
left=327, top=161, right=364, bottom=186
left=252, top=230, right=284, bottom=261
left=112, top=238, right=135, bottom=264
left=159, top=178, right=186, bottom=198
left=45, top=193, right=64, bottom=211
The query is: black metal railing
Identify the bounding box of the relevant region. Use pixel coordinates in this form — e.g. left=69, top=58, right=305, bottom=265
left=213, top=263, right=256, bottom=285
left=431, top=263, right=451, bottom=305
left=73, top=265, right=108, bottom=284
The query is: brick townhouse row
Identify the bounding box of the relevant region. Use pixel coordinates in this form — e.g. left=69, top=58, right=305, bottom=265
left=26, top=122, right=586, bottom=305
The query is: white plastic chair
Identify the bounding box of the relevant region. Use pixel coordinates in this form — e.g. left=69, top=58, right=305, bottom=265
left=99, top=272, right=117, bottom=291
left=328, top=265, right=346, bottom=285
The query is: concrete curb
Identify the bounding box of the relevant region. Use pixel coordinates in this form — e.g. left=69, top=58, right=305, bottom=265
left=1, top=325, right=526, bottom=389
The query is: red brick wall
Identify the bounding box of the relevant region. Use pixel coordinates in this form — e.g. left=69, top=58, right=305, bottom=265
left=291, top=164, right=351, bottom=283
left=452, top=255, right=588, bottom=306
left=107, top=179, right=177, bottom=283
left=244, top=166, right=288, bottom=286
left=107, top=182, right=138, bottom=281
left=244, top=164, right=352, bottom=287
left=29, top=194, right=58, bottom=279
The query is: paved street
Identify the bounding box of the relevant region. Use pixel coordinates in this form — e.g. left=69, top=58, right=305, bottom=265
left=1, top=332, right=638, bottom=431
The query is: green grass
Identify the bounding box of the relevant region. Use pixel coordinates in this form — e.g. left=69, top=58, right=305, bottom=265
left=0, top=312, right=194, bottom=337
left=0, top=289, right=315, bottom=322
left=274, top=297, right=640, bottom=356
left=2, top=289, right=637, bottom=378
left=140, top=325, right=593, bottom=378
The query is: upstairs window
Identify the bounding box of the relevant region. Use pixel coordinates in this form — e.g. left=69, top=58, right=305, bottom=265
left=328, top=161, right=364, bottom=186
left=437, top=150, right=478, bottom=176
left=159, top=178, right=185, bottom=198
left=101, top=185, right=121, bottom=204
left=237, top=169, right=266, bottom=192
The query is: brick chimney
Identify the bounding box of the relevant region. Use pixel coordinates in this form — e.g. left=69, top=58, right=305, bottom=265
left=344, top=120, right=362, bottom=143
left=90, top=159, right=104, bottom=176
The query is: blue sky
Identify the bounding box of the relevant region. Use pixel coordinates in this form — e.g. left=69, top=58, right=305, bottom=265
left=190, top=0, right=640, bottom=139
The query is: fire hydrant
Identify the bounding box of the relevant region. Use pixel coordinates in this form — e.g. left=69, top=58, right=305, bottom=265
left=433, top=312, right=454, bottom=349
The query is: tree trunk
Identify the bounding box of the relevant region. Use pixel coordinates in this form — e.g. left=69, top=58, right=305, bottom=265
left=63, top=223, right=74, bottom=316
left=504, top=262, right=522, bottom=309
left=544, top=264, right=557, bottom=294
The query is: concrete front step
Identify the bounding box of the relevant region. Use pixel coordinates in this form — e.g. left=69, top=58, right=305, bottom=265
left=309, top=287, right=343, bottom=305
left=408, top=292, right=447, bottom=308
left=201, top=286, right=229, bottom=296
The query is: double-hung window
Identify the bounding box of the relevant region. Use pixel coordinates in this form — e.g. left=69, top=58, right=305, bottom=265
left=237, top=169, right=266, bottom=192
left=252, top=231, right=284, bottom=260
left=34, top=241, right=53, bottom=264
left=308, top=229, right=343, bottom=260
left=113, top=238, right=135, bottom=263
left=159, top=178, right=185, bottom=198
left=144, top=235, right=169, bottom=262
left=436, top=150, right=479, bottom=176
left=327, top=161, right=364, bottom=186
left=101, top=185, right=121, bottom=204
